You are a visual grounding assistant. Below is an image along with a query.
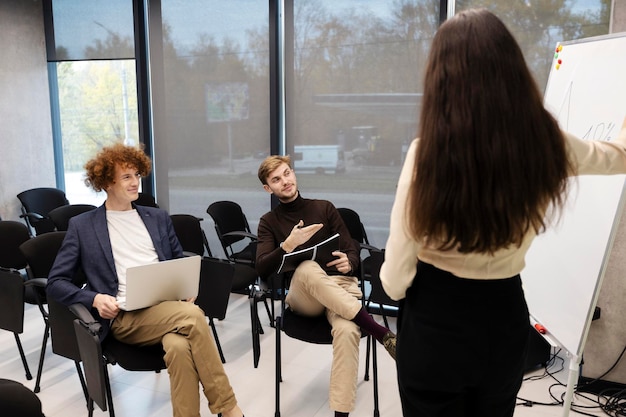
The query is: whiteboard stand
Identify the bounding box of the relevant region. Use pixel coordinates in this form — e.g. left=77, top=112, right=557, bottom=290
left=561, top=355, right=580, bottom=417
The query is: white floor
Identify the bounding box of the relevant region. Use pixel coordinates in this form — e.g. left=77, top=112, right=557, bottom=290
left=0, top=294, right=611, bottom=416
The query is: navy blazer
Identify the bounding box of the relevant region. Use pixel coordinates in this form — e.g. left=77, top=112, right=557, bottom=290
left=46, top=203, right=183, bottom=339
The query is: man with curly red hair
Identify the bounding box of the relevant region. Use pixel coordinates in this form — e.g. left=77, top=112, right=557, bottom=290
left=47, top=143, right=245, bottom=417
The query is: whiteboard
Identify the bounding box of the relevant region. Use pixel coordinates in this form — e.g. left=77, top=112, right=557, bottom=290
left=522, top=32, right=626, bottom=362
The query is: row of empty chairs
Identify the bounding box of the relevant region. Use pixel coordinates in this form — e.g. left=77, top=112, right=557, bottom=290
left=15, top=186, right=157, bottom=236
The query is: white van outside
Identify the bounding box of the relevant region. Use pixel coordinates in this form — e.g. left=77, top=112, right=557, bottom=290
left=293, top=145, right=346, bottom=174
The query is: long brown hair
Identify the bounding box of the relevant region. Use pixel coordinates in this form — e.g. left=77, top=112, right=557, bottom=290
left=409, top=8, right=572, bottom=254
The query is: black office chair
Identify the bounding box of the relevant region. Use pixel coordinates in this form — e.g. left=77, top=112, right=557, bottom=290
left=273, top=271, right=380, bottom=416
left=364, top=250, right=398, bottom=328
left=48, top=204, right=97, bottom=231
left=134, top=192, right=158, bottom=208
left=170, top=214, right=211, bottom=257
left=195, top=257, right=235, bottom=363
left=18, top=231, right=68, bottom=393
left=338, top=207, right=378, bottom=284
left=362, top=249, right=398, bottom=387
left=207, top=200, right=274, bottom=365
left=0, top=220, right=31, bottom=270
left=206, top=200, right=257, bottom=268
left=0, top=220, right=53, bottom=383
left=0, top=378, right=45, bottom=417
left=170, top=214, right=238, bottom=363
left=67, top=302, right=166, bottom=417
left=0, top=267, right=46, bottom=383
left=17, top=187, right=69, bottom=236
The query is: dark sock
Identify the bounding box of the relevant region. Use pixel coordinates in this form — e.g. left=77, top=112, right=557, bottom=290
left=335, top=412, right=349, bottom=417
left=351, top=307, right=389, bottom=342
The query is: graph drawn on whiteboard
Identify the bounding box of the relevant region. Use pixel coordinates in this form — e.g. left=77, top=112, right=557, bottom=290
left=555, top=80, right=619, bottom=142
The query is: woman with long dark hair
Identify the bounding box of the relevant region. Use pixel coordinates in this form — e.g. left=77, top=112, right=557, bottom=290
left=381, top=8, right=626, bottom=417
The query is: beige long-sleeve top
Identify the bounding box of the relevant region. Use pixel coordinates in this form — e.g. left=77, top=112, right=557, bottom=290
left=381, top=126, right=626, bottom=301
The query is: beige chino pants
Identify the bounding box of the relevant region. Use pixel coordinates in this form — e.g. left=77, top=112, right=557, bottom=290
left=286, top=260, right=363, bottom=412
left=111, top=301, right=237, bottom=417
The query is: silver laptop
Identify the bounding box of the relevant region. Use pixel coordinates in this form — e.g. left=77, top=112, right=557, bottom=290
left=118, top=255, right=201, bottom=311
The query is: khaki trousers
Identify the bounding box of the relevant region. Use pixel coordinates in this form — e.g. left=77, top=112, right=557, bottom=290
left=286, top=260, right=363, bottom=412
left=111, top=301, right=237, bottom=417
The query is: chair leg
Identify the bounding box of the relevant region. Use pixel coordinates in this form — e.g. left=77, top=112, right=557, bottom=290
left=34, top=321, right=50, bottom=393
left=275, top=316, right=282, bottom=417
left=249, top=286, right=264, bottom=335
left=209, top=318, right=226, bottom=363
left=382, top=314, right=390, bottom=329
left=269, top=290, right=276, bottom=328
left=74, top=361, right=89, bottom=405
left=372, top=341, right=380, bottom=417
left=103, top=364, right=115, bottom=417
left=88, top=398, right=94, bottom=417
left=13, top=333, right=33, bottom=380
left=250, top=297, right=261, bottom=368
left=364, top=334, right=371, bottom=381
left=262, top=296, right=273, bottom=327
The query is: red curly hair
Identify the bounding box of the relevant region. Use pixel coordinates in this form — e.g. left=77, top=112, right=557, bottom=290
left=84, top=143, right=152, bottom=192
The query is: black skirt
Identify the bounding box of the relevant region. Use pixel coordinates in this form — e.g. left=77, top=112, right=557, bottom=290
left=396, top=261, right=530, bottom=417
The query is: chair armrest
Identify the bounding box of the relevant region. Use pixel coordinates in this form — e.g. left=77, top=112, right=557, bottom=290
left=23, top=278, right=48, bottom=288
left=20, top=212, right=46, bottom=221
left=69, top=303, right=103, bottom=336
left=359, top=243, right=381, bottom=253
left=223, top=231, right=258, bottom=241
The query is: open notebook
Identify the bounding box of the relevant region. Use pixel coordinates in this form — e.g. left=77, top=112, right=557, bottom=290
left=118, top=255, right=201, bottom=311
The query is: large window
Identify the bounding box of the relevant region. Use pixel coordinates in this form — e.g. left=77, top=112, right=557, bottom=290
left=55, top=60, right=139, bottom=206
left=456, top=0, right=612, bottom=93
left=45, top=0, right=613, bottom=254
left=285, top=0, right=440, bottom=247
left=46, top=0, right=137, bottom=206
left=156, top=0, right=270, bottom=254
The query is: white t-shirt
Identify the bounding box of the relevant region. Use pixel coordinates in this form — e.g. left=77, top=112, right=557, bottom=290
left=106, top=209, right=159, bottom=304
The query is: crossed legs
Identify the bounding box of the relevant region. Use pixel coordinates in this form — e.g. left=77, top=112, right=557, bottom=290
left=111, top=301, right=239, bottom=417
left=286, top=260, right=363, bottom=412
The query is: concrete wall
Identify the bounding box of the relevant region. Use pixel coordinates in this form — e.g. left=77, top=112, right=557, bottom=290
left=580, top=0, right=626, bottom=383
left=0, top=0, right=55, bottom=221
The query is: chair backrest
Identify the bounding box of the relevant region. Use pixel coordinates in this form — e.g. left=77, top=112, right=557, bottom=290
left=0, top=379, right=45, bottom=417
left=170, top=214, right=212, bottom=257
left=48, top=204, right=97, bottom=231
left=195, top=257, right=234, bottom=321
left=17, top=187, right=69, bottom=235
left=206, top=200, right=255, bottom=261
left=19, top=231, right=67, bottom=280
left=337, top=207, right=369, bottom=245
left=366, top=249, right=399, bottom=315
left=0, top=220, right=30, bottom=270
left=135, top=192, right=158, bottom=208
left=0, top=267, right=25, bottom=334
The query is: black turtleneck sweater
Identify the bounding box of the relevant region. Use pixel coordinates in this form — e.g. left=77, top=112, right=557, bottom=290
left=255, top=193, right=359, bottom=280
